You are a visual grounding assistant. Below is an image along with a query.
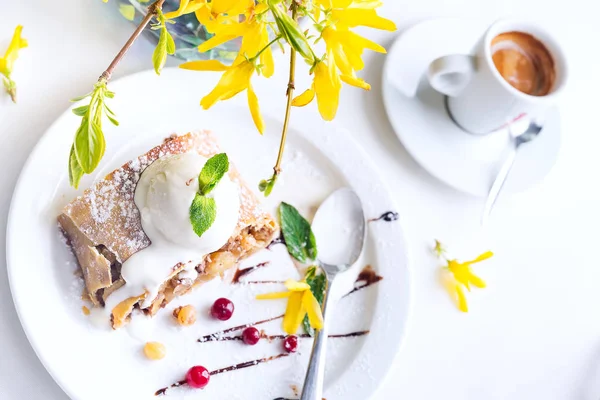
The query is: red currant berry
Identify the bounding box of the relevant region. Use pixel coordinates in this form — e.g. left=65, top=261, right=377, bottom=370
left=242, top=327, right=260, bottom=345
left=283, top=335, right=298, bottom=353
left=210, top=298, right=234, bottom=321
left=186, top=365, right=210, bottom=389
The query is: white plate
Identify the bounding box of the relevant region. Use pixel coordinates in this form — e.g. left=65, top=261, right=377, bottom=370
left=382, top=18, right=561, bottom=197
left=7, top=68, right=411, bottom=400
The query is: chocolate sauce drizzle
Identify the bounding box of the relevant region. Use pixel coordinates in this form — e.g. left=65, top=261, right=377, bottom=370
left=155, top=353, right=291, bottom=396
left=345, top=265, right=384, bottom=297
left=267, top=234, right=286, bottom=249
left=232, top=262, right=270, bottom=283
left=198, top=314, right=284, bottom=342
left=199, top=330, right=370, bottom=343
left=368, top=211, right=399, bottom=222
left=157, top=261, right=383, bottom=397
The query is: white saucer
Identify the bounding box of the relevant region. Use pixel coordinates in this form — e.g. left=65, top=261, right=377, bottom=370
left=382, top=18, right=561, bottom=197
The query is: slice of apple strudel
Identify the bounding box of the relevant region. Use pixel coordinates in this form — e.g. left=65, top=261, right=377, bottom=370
left=58, top=131, right=278, bottom=328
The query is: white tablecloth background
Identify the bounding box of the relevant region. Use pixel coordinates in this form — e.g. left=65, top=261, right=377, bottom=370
left=2, top=1, right=599, bottom=399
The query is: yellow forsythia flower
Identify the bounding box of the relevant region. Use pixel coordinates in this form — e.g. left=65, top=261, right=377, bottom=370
left=181, top=58, right=265, bottom=134
left=292, top=51, right=341, bottom=120
left=436, top=241, right=493, bottom=312
left=0, top=25, right=28, bottom=103
left=257, top=278, right=324, bottom=334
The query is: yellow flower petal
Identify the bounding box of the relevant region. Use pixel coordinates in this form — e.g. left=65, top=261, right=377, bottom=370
left=341, top=30, right=387, bottom=54
left=256, top=291, right=292, bottom=300
left=200, top=60, right=254, bottom=109
left=254, top=3, right=268, bottom=14
left=441, top=270, right=468, bottom=312
left=466, top=251, right=494, bottom=265
left=333, top=8, right=397, bottom=31
left=303, top=290, right=324, bottom=330
left=0, top=25, right=27, bottom=76
left=163, top=0, right=188, bottom=19
left=179, top=59, right=228, bottom=71
left=321, top=27, right=353, bottom=75
left=467, top=272, right=486, bottom=288
left=283, top=292, right=305, bottom=334
left=292, top=88, right=315, bottom=107
left=347, top=0, right=383, bottom=9
left=211, top=0, right=252, bottom=15
left=195, top=7, right=220, bottom=34
left=455, top=284, right=468, bottom=312
left=332, top=0, right=353, bottom=7
left=340, top=74, right=371, bottom=90
left=284, top=279, right=311, bottom=292
left=247, top=84, right=265, bottom=135
left=198, top=34, right=238, bottom=53
left=313, top=53, right=341, bottom=121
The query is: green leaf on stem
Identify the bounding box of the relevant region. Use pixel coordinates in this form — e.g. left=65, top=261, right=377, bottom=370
left=268, top=1, right=314, bottom=62
left=74, top=118, right=106, bottom=173
left=258, top=174, right=277, bottom=197
left=166, top=30, right=176, bottom=55
left=69, top=144, right=84, bottom=189
left=153, top=28, right=168, bottom=75
left=72, top=105, right=89, bottom=116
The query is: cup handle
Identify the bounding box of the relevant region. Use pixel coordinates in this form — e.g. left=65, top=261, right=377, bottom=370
left=427, top=55, right=475, bottom=97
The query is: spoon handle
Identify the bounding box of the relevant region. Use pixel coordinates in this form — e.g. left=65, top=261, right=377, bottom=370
left=481, top=147, right=517, bottom=226
left=300, top=281, right=334, bottom=400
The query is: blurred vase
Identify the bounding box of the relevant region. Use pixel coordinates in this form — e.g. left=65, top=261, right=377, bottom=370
left=114, top=0, right=241, bottom=62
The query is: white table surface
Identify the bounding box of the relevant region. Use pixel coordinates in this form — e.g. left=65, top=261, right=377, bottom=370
left=2, top=1, right=599, bottom=399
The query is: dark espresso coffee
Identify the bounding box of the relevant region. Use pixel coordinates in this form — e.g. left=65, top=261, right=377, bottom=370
left=491, top=31, right=555, bottom=96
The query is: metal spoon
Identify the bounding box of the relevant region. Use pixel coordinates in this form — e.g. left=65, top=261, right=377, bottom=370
left=481, top=119, right=543, bottom=226
left=300, top=188, right=367, bottom=400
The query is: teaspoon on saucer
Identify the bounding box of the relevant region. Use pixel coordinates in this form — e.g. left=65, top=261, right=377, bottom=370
left=481, top=119, right=543, bottom=225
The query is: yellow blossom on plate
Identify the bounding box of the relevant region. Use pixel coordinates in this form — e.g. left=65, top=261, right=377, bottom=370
left=0, top=25, right=28, bottom=103
left=257, top=278, right=324, bottom=334
left=436, top=241, right=493, bottom=312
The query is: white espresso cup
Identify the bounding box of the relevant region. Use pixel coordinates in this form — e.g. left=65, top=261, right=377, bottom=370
left=427, top=19, right=568, bottom=135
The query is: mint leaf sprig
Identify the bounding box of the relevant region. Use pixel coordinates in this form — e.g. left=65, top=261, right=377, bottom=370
left=279, top=202, right=317, bottom=264
left=69, top=80, right=118, bottom=189
left=151, top=8, right=176, bottom=75
left=189, top=153, right=229, bottom=237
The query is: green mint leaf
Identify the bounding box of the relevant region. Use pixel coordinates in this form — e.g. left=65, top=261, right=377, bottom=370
left=152, top=28, right=168, bottom=75
left=165, top=30, right=176, bottom=55
left=72, top=105, right=89, bottom=117
left=189, top=194, right=217, bottom=237
left=303, top=266, right=326, bottom=336
left=69, top=144, right=84, bottom=189
left=74, top=118, right=106, bottom=173
left=199, top=153, right=229, bottom=195
left=279, top=202, right=317, bottom=263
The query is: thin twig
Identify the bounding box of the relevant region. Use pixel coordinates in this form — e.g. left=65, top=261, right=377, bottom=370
left=99, top=0, right=166, bottom=82
left=272, top=4, right=298, bottom=176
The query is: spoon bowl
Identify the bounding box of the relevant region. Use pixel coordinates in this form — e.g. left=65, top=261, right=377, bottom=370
left=312, top=187, right=366, bottom=268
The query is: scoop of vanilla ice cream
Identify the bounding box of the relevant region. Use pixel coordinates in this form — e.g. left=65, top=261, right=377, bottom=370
left=134, top=152, right=240, bottom=254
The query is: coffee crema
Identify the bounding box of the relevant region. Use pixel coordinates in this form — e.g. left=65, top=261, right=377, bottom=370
left=491, top=31, right=555, bottom=96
